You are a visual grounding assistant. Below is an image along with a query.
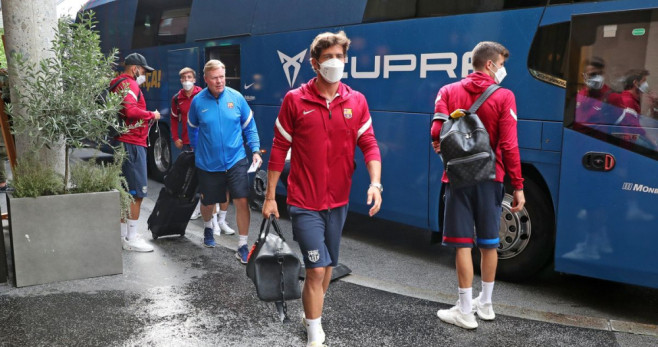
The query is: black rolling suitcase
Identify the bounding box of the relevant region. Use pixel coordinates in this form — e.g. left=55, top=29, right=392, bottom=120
left=148, top=151, right=199, bottom=239
left=148, top=187, right=198, bottom=239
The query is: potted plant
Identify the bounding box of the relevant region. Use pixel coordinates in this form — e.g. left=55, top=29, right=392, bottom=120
left=4, top=12, right=131, bottom=287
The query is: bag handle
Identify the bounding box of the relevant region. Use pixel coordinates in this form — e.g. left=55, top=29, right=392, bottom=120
left=257, top=215, right=287, bottom=242
left=468, top=84, right=500, bottom=114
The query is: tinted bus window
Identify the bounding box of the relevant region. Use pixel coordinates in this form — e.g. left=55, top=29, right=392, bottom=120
left=566, top=9, right=658, bottom=160
left=132, top=0, right=192, bottom=48
left=363, top=0, right=546, bottom=22
left=528, top=22, right=570, bottom=87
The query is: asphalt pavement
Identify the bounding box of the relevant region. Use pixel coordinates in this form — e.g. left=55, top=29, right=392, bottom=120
left=0, top=174, right=657, bottom=346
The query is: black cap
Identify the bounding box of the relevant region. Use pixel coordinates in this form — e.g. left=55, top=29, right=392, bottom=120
left=125, top=53, right=154, bottom=72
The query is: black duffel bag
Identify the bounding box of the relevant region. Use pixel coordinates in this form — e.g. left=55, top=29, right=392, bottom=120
left=246, top=216, right=302, bottom=304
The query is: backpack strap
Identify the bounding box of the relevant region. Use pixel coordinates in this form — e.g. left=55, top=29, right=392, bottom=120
left=468, top=84, right=501, bottom=114
left=110, top=77, right=141, bottom=102
left=109, top=77, right=127, bottom=92
left=172, top=91, right=180, bottom=115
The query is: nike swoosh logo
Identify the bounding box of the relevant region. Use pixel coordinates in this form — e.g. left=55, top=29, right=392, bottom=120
left=244, top=82, right=255, bottom=90
left=201, top=109, right=208, bottom=113
left=303, top=109, right=315, bottom=115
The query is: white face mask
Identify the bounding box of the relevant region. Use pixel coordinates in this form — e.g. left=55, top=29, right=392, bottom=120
left=639, top=81, right=649, bottom=94
left=488, top=61, right=507, bottom=84
left=318, top=58, right=344, bottom=84
left=135, top=72, right=146, bottom=86
left=182, top=81, right=194, bottom=91
left=586, top=75, right=605, bottom=90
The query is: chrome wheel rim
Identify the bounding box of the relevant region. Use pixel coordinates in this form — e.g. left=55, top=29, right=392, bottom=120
left=498, top=193, right=531, bottom=259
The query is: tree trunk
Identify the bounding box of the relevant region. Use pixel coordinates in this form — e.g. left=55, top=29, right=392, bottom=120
left=1, top=0, right=63, bottom=175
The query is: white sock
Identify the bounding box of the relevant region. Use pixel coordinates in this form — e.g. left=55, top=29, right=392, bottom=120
left=458, top=287, right=472, bottom=314
left=204, top=219, right=213, bottom=229
left=212, top=213, right=218, bottom=225
left=120, top=222, right=127, bottom=239
left=481, top=281, right=494, bottom=304
left=126, top=219, right=138, bottom=240
left=305, top=317, right=322, bottom=343
left=239, top=235, right=248, bottom=247
left=218, top=210, right=227, bottom=224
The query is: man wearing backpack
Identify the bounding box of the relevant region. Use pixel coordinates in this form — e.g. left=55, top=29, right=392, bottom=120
left=430, top=41, right=525, bottom=329
left=112, top=53, right=161, bottom=252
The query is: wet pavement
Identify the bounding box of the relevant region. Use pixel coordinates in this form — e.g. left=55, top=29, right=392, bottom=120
left=0, top=231, right=649, bottom=347
left=0, top=158, right=657, bottom=346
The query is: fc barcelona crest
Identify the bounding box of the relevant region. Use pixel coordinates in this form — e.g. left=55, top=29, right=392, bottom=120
left=343, top=108, right=353, bottom=119
left=307, top=250, right=320, bottom=263
left=227, top=102, right=234, bottom=109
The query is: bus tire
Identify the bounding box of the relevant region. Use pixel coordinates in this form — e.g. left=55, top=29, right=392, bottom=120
left=473, top=177, right=555, bottom=282
left=147, top=124, right=172, bottom=183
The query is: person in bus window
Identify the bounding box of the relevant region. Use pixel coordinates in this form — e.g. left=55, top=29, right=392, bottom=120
left=113, top=53, right=161, bottom=252
left=262, top=31, right=382, bottom=347
left=607, top=69, right=650, bottom=136
left=430, top=41, right=525, bottom=329
left=187, top=59, right=261, bottom=261
left=574, top=57, right=614, bottom=132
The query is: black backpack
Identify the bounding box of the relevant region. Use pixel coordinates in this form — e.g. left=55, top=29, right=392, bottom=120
left=437, top=84, right=500, bottom=189
left=100, top=77, right=140, bottom=138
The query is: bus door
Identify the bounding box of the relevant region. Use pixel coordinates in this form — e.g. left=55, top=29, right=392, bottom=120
left=167, top=47, right=199, bottom=158
left=206, top=45, right=241, bottom=91
left=555, top=8, right=658, bottom=288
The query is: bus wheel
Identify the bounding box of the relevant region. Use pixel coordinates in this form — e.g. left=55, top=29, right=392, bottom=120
left=148, top=125, right=171, bottom=183
left=474, top=177, right=555, bottom=282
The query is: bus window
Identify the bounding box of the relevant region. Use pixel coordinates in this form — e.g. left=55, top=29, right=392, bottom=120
left=132, top=0, right=192, bottom=49
left=566, top=9, right=658, bottom=160
left=527, top=22, right=570, bottom=87
left=158, top=8, right=190, bottom=44
left=206, top=45, right=241, bottom=91
left=363, top=0, right=546, bottom=22
left=363, top=0, right=416, bottom=22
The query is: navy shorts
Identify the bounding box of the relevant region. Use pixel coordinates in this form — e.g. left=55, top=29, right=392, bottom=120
left=197, top=157, right=249, bottom=205
left=442, top=181, right=505, bottom=249
left=288, top=204, right=348, bottom=268
left=121, top=142, right=148, bottom=198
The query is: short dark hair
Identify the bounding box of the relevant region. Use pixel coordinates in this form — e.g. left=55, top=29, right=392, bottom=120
left=472, top=41, right=509, bottom=70
left=586, top=57, right=605, bottom=69
left=309, top=31, right=351, bottom=61
left=623, top=69, right=649, bottom=90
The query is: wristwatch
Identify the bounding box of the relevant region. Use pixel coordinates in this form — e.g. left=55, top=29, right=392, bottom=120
left=369, top=183, right=383, bottom=193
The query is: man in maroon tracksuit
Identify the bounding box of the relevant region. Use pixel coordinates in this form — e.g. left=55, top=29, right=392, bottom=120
left=112, top=53, right=161, bottom=253
left=263, top=31, right=382, bottom=347
left=431, top=41, right=525, bottom=329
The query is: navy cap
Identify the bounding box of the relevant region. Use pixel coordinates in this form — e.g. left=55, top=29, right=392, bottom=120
left=124, top=53, right=154, bottom=72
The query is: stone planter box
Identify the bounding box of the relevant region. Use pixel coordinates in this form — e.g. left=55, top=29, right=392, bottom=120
left=6, top=190, right=123, bottom=287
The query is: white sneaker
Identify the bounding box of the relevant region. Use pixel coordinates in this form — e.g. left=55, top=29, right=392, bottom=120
left=122, top=236, right=154, bottom=252
left=437, top=302, right=478, bottom=329
left=302, top=317, right=326, bottom=344
left=212, top=218, right=221, bottom=235
left=472, top=294, right=495, bottom=320
left=190, top=209, right=202, bottom=220
left=218, top=221, right=235, bottom=235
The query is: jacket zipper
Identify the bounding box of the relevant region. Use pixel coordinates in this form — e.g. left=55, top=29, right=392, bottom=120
left=326, top=99, right=332, bottom=119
